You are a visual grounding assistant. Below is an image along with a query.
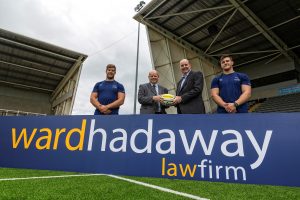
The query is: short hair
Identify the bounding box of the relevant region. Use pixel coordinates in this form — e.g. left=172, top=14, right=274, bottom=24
left=106, top=64, right=116, bottom=70
left=180, top=58, right=190, bottom=64
left=220, top=55, right=233, bottom=63
left=148, top=70, right=159, bottom=77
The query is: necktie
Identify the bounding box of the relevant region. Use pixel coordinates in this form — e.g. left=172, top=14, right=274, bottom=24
left=180, top=76, right=186, bottom=89
left=152, top=84, right=161, bottom=112
left=152, top=84, right=157, bottom=95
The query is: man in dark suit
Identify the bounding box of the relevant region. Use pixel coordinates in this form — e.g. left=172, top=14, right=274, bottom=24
left=173, top=59, right=205, bottom=114
left=138, top=70, right=169, bottom=114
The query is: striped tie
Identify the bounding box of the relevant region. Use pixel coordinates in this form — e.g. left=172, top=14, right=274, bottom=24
left=180, top=76, right=186, bottom=89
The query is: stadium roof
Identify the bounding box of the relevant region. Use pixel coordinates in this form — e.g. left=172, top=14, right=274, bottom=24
left=0, top=28, right=88, bottom=97
left=134, top=0, right=300, bottom=67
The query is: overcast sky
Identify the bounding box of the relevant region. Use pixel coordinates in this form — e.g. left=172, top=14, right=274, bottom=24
left=0, top=0, right=152, bottom=115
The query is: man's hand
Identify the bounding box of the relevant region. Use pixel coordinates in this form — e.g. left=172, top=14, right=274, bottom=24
left=173, top=96, right=182, bottom=105
left=99, top=105, right=111, bottom=114
left=152, top=95, right=161, bottom=102
left=103, top=110, right=112, bottom=115
left=224, top=103, right=237, bottom=113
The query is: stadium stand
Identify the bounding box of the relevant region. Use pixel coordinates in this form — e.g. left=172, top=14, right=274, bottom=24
left=254, top=92, right=300, bottom=112
left=0, top=109, right=46, bottom=116
left=248, top=99, right=266, bottom=112
left=0, top=28, right=88, bottom=115
left=134, top=0, right=300, bottom=114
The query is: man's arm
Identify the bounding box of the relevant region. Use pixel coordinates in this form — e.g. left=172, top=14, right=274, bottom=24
left=211, top=88, right=228, bottom=108
left=105, top=92, right=125, bottom=110
left=173, top=71, right=203, bottom=104
left=138, top=84, right=160, bottom=105
left=235, top=85, right=251, bottom=106
left=138, top=85, right=152, bottom=105
left=90, top=92, right=112, bottom=114
left=90, top=92, right=102, bottom=111
left=224, top=85, right=251, bottom=112
left=90, top=82, right=107, bottom=113
left=181, top=71, right=203, bottom=103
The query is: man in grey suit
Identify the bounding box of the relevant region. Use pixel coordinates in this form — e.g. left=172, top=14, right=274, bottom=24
left=138, top=70, right=169, bottom=114
left=173, top=59, right=205, bottom=114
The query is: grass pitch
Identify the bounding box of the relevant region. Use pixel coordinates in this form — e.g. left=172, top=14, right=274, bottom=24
left=0, top=168, right=299, bottom=200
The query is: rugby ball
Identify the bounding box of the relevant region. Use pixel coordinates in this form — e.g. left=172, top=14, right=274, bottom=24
left=161, top=94, right=175, bottom=106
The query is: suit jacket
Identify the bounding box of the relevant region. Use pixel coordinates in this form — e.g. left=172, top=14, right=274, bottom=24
left=138, top=83, right=169, bottom=114
left=176, top=70, right=205, bottom=114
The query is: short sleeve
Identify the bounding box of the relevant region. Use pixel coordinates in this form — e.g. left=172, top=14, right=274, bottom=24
left=211, top=76, right=220, bottom=89
left=240, top=73, right=251, bottom=86
left=118, top=83, right=125, bottom=93
left=92, top=82, right=99, bottom=93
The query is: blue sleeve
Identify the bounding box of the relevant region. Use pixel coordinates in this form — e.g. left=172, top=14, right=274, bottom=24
left=118, top=83, right=125, bottom=93
left=211, top=76, right=219, bottom=89
left=92, top=82, right=99, bottom=93
left=240, top=73, right=251, bottom=86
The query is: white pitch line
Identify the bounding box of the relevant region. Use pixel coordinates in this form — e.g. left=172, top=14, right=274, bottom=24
left=0, top=173, right=105, bottom=181
left=0, top=174, right=209, bottom=200
left=108, top=175, right=209, bottom=200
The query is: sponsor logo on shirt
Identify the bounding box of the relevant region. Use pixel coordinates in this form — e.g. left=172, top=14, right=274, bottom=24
left=234, top=76, right=241, bottom=82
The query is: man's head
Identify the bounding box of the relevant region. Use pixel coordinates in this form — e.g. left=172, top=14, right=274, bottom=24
left=220, top=55, right=234, bottom=73
left=106, top=64, right=116, bottom=80
left=148, top=70, right=159, bottom=85
left=179, top=59, right=191, bottom=75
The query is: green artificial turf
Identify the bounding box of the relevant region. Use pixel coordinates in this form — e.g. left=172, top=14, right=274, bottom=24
left=0, top=168, right=299, bottom=200
left=130, top=176, right=300, bottom=200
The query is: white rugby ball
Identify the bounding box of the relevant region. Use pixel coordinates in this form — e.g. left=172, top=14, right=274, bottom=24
left=161, top=94, right=175, bottom=105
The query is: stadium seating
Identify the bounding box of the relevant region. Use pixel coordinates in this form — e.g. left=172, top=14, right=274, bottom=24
left=0, top=109, right=46, bottom=116
left=253, top=93, right=300, bottom=112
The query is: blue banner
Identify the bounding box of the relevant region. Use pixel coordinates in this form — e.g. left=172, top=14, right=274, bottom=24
left=0, top=114, right=299, bottom=186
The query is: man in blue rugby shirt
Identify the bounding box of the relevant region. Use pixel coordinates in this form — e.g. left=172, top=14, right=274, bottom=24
left=211, top=55, right=251, bottom=113
left=90, top=64, right=125, bottom=115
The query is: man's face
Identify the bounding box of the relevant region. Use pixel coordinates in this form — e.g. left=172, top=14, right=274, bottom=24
left=180, top=60, right=191, bottom=75
left=220, top=57, right=234, bottom=71
left=148, top=72, right=159, bottom=84
left=106, top=67, right=116, bottom=80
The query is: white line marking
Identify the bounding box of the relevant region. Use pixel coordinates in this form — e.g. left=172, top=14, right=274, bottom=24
left=0, top=174, right=105, bottom=181
left=108, top=175, right=209, bottom=200
left=0, top=173, right=209, bottom=200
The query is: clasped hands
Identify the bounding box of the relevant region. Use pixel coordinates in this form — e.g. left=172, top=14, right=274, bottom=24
left=98, top=105, right=112, bottom=115
left=223, top=103, right=237, bottom=113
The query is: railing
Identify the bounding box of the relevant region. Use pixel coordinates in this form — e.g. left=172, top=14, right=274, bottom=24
left=0, top=108, right=46, bottom=116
